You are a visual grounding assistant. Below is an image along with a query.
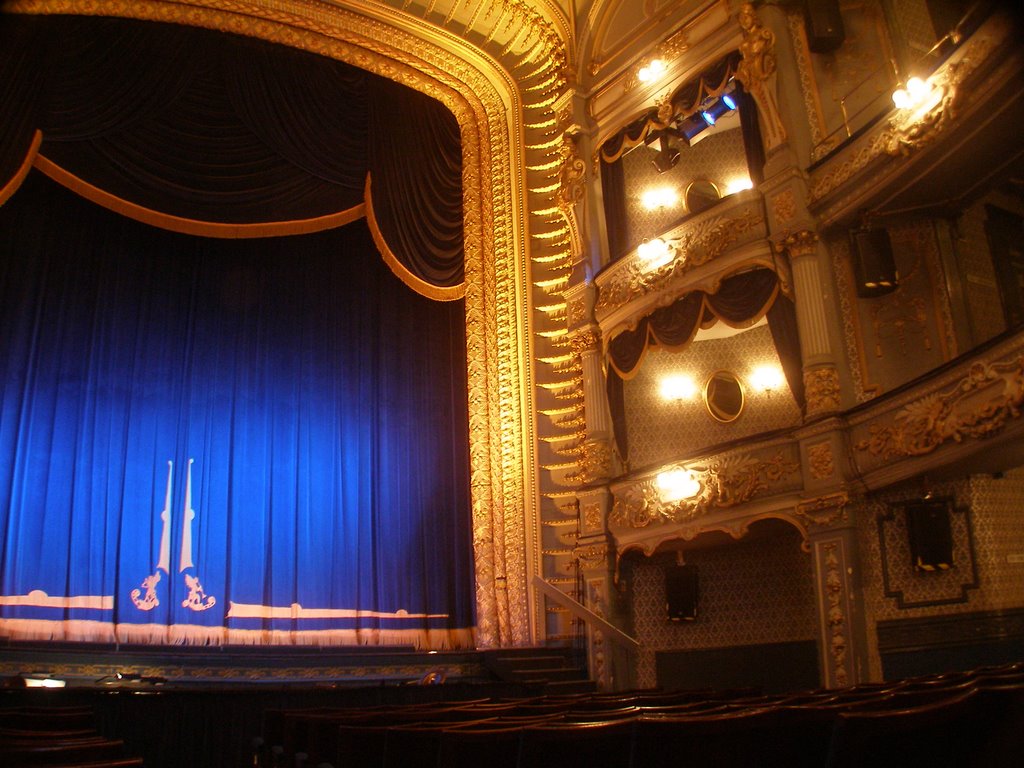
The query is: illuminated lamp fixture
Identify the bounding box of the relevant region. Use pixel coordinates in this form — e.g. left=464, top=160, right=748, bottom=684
left=638, top=58, right=667, bottom=84
left=641, top=186, right=680, bottom=211
left=651, top=133, right=680, bottom=174
left=723, top=177, right=753, bottom=196
left=750, top=365, right=784, bottom=396
left=721, top=92, right=738, bottom=111
left=700, top=108, right=716, bottom=127
left=656, top=467, right=702, bottom=503
left=21, top=673, right=66, bottom=688
left=850, top=221, right=898, bottom=298
left=892, top=76, right=937, bottom=112
left=637, top=237, right=678, bottom=270
left=660, top=374, right=698, bottom=401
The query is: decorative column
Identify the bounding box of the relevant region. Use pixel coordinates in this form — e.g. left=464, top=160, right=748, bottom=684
left=802, top=508, right=869, bottom=688
left=780, top=230, right=844, bottom=417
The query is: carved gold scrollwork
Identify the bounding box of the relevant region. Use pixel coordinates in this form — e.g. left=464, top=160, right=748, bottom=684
left=609, top=453, right=800, bottom=529
left=595, top=208, right=763, bottom=314
left=795, top=492, right=849, bottom=529
left=823, top=542, right=850, bottom=687
left=805, top=367, right=842, bottom=415
left=856, top=357, right=1024, bottom=459
left=578, top=439, right=614, bottom=484
left=807, top=442, right=836, bottom=481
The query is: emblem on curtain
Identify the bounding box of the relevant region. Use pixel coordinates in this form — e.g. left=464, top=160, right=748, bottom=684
left=130, top=459, right=216, bottom=612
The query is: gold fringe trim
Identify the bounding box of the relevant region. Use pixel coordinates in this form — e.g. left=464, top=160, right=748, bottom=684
left=0, top=618, right=476, bottom=650
left=0, top=129, right=41, bottom=207
left=364, top=173, right=465, bottom=302
left=33, top=154, right=366, bottom=239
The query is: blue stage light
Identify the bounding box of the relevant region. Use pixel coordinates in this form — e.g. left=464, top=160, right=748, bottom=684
left=722, top=93, right=737, bottom=111
left=700, top=110, right=716, bottom=126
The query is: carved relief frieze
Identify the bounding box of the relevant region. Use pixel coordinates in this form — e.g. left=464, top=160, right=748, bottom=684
left=806, top=442, right=836, bottom=481
left=578, top=438, right=614, bottom=485
left=855, top=357, right=1024, bottom=460
left=594, top=201, right=765, bottom=318
left=822, top=542, right=850, bottom=687
left=805, top=366, right=842, bottom=415
left=609, top=452, right=801, bottom=530
left=795, top=492, right=849, bottom=530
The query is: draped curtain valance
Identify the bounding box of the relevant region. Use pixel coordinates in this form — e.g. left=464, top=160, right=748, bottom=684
left=607, top=267, right=803, bottom=404
left=0, top=12, right=464, bottom=295
left=599, top=51, right=742, bottom=164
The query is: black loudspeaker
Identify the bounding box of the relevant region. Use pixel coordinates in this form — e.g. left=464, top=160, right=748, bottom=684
left=905, top=499, right=954, bottom=571
left=850, top=226, right=899, bottom=298
left=804, top=0, right=846, bottom=53
left=665, top=564, right=699, bottom=621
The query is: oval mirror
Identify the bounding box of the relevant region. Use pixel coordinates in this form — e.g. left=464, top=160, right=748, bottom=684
left=684, top=179, right=721, bottom=215
left=703, top=370, right=744, bottom=423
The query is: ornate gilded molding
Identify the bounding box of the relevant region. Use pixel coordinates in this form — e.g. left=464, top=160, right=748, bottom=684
left=777, top=228, right=818, bottom=258
left=795, top=492, right=848, bottom=530
left=822, top=542, right=850, bottom=687
left=806, top=442, right=836, bottom=481
left=569, top=327, right=601, bottom=356
left=808, top=25, right=1001, bottom=203
left=578, top=439, right=614, bottom=485
left=4, top=0, right=533, bottom=648
left=856, top=357, right=1024, bottom=460
left=805, top=366, right=842, bottom=415
left=734, top=3, right=786, bottom=153
left=609, top=453, right=801, bottom=530
left=594, top=203, right=764, bottom=316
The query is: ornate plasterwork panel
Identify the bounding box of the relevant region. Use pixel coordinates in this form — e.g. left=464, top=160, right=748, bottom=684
left=593, top=190, right=769, bottom=335
left=3, top=0, right=544, bottom=647
left=608, top=440, right=803, bottom=556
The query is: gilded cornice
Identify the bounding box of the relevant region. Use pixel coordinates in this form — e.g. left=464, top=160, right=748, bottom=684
left=2, top=0, right=533, bottom=648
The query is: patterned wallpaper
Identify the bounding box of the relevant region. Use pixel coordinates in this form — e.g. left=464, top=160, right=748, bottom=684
left=622, top=324, right=802, bottom=471
left=625, top=523, right=818, bottom=689
left=620, top=125, right=749, bottom=249
left=854, top=466, right=1024, bottom=679
left=955, top=191, right=1024, bottom=344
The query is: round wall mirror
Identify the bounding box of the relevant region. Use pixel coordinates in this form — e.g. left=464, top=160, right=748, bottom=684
left=684, top=179, right=721, bottom=215
left=703, top=370, right=745, bottom=423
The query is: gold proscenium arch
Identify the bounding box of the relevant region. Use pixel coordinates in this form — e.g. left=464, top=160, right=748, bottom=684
left=2, top=0, right=536, bottom=648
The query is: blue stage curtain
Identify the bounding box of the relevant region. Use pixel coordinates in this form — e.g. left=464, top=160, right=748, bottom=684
left=0, top=172, right=475, bottom=647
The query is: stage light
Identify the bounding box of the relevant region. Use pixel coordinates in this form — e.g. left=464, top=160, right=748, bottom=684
left=700, top=110, right=716, bottom=127
left=651, top=133, right=680, bottom=174
left=721, top=93, right=737, bottom=111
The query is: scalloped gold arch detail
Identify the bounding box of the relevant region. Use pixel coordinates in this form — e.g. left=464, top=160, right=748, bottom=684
left=2, top=0, right=528, bottom=648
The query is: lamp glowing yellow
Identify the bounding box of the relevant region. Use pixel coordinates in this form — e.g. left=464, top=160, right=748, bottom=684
left=656, top=468, right=701, bottom=502
left=637, top=238, right=676, bottom=270
left=641, top=186, right=679, bottom=210
left=892, top=76, right=934, bottom=110
left=638, top=59, right=667, bottom=83
left=750, top=365, right=784, bottom=394
left=724, top=177, right=753, bottom=195
left=660, top=374, right=698, bottom=401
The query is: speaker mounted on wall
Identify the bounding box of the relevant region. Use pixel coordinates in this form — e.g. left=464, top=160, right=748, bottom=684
left=850, top=224, right=899, bottom=298
left=665, top=564, right=699, bottom=621
left=804, top=0, right=846, bottom=53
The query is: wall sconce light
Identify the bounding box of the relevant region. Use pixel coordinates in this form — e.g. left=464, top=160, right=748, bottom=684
left=638, top=58, right=667, bottom=84
left=657, top=467, right=702, bottom=503
left=892, top=76, right=935, bottom=111
left=723, top=177, right=753, bottom=196
left=750, top=365, right=784, bottom=396
left=660, top=374, right=698, bottom=401
left=637, top=237, right=679, bottom=270
left=641, top=186, right=680, bottom=211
